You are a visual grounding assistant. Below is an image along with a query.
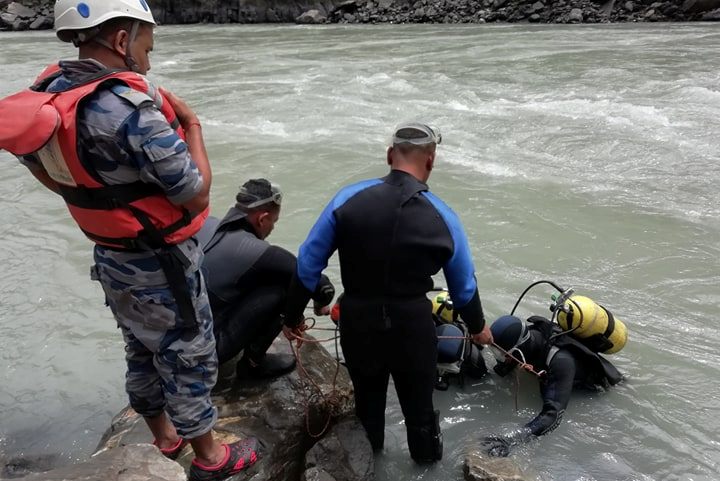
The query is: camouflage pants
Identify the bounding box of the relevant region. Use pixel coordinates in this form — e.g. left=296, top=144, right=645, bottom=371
left=92, top=243, right=218, bottom=439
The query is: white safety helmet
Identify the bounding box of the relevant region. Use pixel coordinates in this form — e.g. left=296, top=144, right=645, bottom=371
left=54, top=0, right=156, bottom=43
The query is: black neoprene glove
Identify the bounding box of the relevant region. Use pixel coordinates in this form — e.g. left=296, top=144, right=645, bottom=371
left=481, top=427, right=533, bottom=457
left=312, top=274, right=335, bottom=307
left=493, top=360, right=517, bottom=377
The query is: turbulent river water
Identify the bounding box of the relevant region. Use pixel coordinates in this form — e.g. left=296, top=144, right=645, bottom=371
left=1, top=23, right=719, bottom=481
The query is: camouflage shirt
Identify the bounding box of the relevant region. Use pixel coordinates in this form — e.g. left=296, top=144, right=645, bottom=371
left=22, top=59, right=204, bottom=284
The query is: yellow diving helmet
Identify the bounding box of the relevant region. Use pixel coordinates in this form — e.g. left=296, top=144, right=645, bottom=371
left=556, top=295, right=628, bottom=354
left=432, top=291, right=457, bottom=324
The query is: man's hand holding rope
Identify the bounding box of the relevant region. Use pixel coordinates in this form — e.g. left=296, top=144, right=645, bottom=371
left=283, top=320, right=309, bottom=348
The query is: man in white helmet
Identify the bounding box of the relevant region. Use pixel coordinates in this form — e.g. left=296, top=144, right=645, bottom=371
left=0, top=1, right=258, bottom=479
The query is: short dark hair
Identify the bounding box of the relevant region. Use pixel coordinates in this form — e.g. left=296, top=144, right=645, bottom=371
left=394, top=142, right=436, bottom=156
left=98, top=17, right=136, bottom=37
left=235, top=178, right=280, bottom=212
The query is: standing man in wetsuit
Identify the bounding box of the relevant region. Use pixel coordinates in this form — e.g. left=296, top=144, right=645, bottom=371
left=284, top=123, right=493, bottom=462
left=0, top=2, right=257, bottom=480
left=198, top=179, right=335, bottom=377
left=482, top=315, right=623, bottom=457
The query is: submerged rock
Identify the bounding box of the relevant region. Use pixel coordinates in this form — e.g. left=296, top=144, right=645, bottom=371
left=463, top=451, right=526, bottom=481
left=1, top=453, right=60, bottom=479
left=15, top=445, right=185, bottom=481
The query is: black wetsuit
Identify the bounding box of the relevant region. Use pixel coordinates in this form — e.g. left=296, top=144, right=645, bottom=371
left=285, top=169, right=486, bottom=461
left=198, top=208, right=334, bottom=364
left=494, top=317, right=623, bottom=437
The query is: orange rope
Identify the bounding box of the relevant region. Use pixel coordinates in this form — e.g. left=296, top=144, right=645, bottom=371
left=287, top=320, right=342, bottom=438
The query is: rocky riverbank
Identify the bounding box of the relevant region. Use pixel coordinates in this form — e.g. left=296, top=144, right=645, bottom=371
left=2, top=336, right=528, bottom=481
left=1, top=0, right=720, bottom=31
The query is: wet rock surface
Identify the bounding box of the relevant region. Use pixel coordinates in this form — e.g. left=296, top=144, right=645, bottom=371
left=302, top=417, right=374, bottom=481
left=463, top=450, right=527, bottom=481
left=5, top=337, right=363, bottom=481
left=13, top=445, right=186, bottom=481
left=95, top=337, right=356, bottom=481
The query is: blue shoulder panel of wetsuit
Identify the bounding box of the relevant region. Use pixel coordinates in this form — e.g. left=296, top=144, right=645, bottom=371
left=297, top=178, right=383, bottom=292
left=421, top=191, right=478, bottom=308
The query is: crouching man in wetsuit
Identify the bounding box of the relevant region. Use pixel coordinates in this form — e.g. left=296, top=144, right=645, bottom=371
left=284, top=123, right=493, bottom=463
left=198, top=179, right=335, bottom=378
left=482, top=315, right=624, bottom=457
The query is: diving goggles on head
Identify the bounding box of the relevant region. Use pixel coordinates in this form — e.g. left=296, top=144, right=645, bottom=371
left=241, top=183, right=283, bottom=209
left=392, top=122, right=442, bottom=146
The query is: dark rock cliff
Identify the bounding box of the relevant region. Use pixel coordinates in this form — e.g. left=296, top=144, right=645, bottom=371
left=2, top=0, right=720, bottom=30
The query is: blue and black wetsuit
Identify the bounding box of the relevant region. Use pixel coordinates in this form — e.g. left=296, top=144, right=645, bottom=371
left=285, top=169, right=485, bottom=461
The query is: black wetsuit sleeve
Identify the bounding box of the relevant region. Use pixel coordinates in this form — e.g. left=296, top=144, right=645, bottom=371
left=245, top=245, right=297, bottom=286
left=285, top=272, right=314, bottom=328
left=248, top=246, right=334, bottom=303
left=524, top=349, right=576, bottom=436
left=455, top=290, right=485, bottom=334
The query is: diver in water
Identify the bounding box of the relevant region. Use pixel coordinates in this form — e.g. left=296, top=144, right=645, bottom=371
left=482, top=314, right=624, bottom=457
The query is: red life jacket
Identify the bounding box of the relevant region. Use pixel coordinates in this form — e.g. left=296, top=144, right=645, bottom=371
left=0, top=64, right=208, bottom=250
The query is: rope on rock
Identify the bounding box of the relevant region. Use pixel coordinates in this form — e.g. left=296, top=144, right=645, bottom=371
left=287, top=317, right=345, bottom=438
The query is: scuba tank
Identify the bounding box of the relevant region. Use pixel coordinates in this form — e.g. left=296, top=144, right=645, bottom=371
left=555, top=295, right=627, bottom=354
left=432, top=290, right=487, bottom=390
left=431, top=290, right=457, bottom=324
left=510, top=280, right=628, bottom=355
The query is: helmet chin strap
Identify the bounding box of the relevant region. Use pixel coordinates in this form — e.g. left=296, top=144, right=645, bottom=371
left=91, top=20, right=142, bottom=73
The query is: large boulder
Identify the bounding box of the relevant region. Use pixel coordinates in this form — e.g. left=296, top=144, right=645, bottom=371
left=701, top=6, right=720, bottom=17
left=682, top=0, right=720, bottom=12
left=0, top=11, right=16, bottom=27
left=568, top=7, right=584, bottom=21
left=5, top=1, right=36, bottom=19
left=296, top=8, right=328, bottom=22
left=95, top=336, right=355, bottom=481
left=29, top=15, right=53, bottom=30
left=0, top=1, right=47, bottom=31
left=302, top=417, right=374, bottom=481
left=463, top=451, right=527, bottom=481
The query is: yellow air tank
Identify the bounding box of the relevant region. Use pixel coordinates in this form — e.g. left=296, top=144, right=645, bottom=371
left=557, top=295, right=628, bottom=354
left=432, top=291, right=456, bottom=324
